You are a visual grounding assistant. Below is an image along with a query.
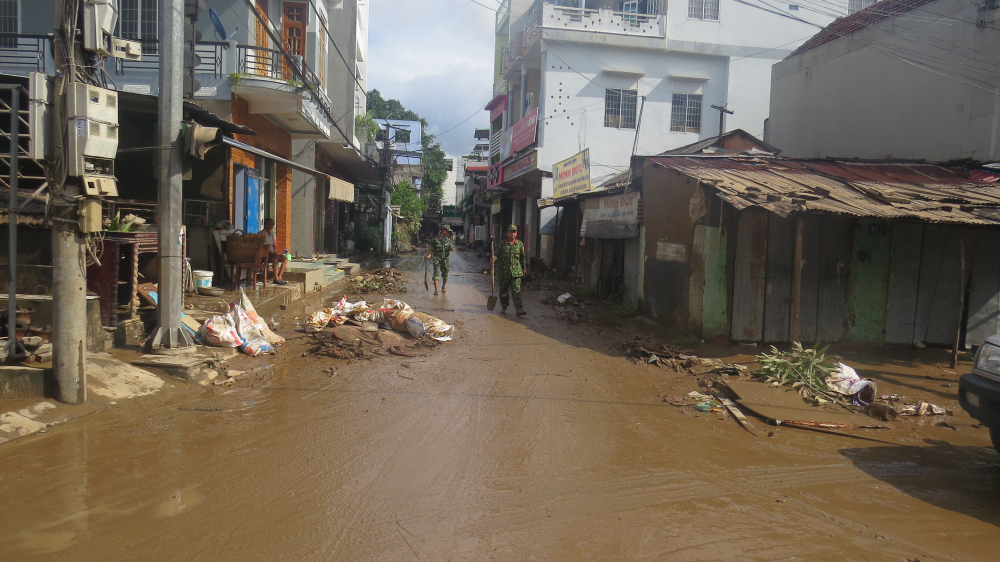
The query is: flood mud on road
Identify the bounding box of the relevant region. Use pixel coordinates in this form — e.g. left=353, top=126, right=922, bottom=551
left=1, top=250, right=998, bottom=561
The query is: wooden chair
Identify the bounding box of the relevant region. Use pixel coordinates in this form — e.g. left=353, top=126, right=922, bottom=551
left=225, top=243, right=270, bottom=290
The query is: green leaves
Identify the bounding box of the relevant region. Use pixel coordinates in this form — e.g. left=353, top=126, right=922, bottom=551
left=752, top=342, right=840, bottom=404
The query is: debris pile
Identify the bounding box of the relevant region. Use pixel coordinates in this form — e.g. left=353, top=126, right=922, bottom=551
left=305, top=297, right=453, bottom=341
left=753, top=343, right=875, bottom=407
left=877, top=394, right=951, bottom=417
left=309, top=325, right=440, bottom=361
left=200, top=289, right=285, bottom=356
left=351, top=268, right=406, bottom=294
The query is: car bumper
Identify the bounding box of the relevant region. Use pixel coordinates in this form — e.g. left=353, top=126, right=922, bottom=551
left=959, top=373, right=1000, bottom=427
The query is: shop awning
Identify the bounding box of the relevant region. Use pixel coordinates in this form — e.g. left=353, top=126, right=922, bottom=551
left=223, top=137, right=329, bottom=178
left=329, top=176, right=355, bottom=202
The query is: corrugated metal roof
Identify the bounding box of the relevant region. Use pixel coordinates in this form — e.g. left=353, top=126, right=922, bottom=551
left=790, top=0, right=937, bottom=57
left=649, top=156, right=1000, bottom=225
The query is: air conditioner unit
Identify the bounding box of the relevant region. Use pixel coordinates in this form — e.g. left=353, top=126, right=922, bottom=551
left=83, top=0, right=118, bottom=56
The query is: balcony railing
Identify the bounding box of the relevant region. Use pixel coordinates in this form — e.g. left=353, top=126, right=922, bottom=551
left=115, top=40, right=228, bottom=77
left=496, top=0, right=511, bottom=33
left=490, top=129, right=503, bottom=159
left=0, top=34, right=52, bottom=74
left=501, top=31, right=522, bottom=76
left=543, top=4, right=664, bottom=36
left=235, top=45, right=335, bottom=129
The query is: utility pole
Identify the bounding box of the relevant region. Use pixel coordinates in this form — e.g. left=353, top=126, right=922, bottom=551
left=49, top=0, right=88, bottom=404
left=146, top=0, right=193, bottom=352
left=711, top=104, right=734, bottom=139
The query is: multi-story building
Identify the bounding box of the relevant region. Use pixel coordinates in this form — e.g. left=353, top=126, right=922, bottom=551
left=767, top=0, right=1000, bottom=162
left=1, top=0, right=378, bottom=262
left=488, top=0, right=832, bottom=263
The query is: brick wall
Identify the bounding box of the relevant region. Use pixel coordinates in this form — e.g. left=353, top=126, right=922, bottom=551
left=229, top=95, right=292, bottom=251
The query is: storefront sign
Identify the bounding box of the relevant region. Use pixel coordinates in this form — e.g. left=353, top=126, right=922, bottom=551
left=491, top=199, right=501, bottom=215
left=487, top=94, right=508, bottom=123
left=656, top=242, right=688, bottom=263
left=500, top=128, right=513, bottom=161
left=510, top=108, right=538, bottom=153
left=580, top=193, right=640, bottom=238
left=553, top=149, right=592, bottom=199
left=443, top=217, right=463, bottom=226
left=487, top=162, right=505, bottom=188
left=504, top=150, right=538, bottom=181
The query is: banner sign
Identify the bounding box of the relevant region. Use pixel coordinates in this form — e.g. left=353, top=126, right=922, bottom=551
left=500, top=128, right=513, bottom=161
left=487, top=162, right=505, bottom=188
left=553, top=149, right=592, bottom=199
left=510, top=108, right=538, bottom=153
left=487, top=95, right=508, bottom=123
left=491, top=199, right=501, bottom=215
left=580, top=193, right=640, bottom=238
left=504, top=150, right=538, bottom=181
left=443, top=217, right=463, bottom=226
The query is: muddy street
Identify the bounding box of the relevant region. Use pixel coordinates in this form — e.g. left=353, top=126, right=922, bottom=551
left=1, top=250, right=999, bottom=561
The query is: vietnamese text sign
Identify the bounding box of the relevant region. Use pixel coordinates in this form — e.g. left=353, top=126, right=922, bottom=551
left=581, top=193, right=640, bottom=238
left=504, top=150, right=537, bottom=180
left=487, top=162, right=504, bottom=188
left=491, top=199, right=501, bottom=215
left=553, top=149, right=592, bottom=199
left=511, top=108, right=538, bottom=153
left=487, top=95, right=507, bottom=123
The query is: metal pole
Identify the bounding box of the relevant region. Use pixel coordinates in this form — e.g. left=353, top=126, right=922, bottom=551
left=5, top=87, right=19, bottom=360
left=147, top=0, right=193, bottom=352
left=790, top=215, right=804, bottom=343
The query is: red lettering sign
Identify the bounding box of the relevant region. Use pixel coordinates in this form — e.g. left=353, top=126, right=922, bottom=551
left=510, top=108, right=538, bottom=153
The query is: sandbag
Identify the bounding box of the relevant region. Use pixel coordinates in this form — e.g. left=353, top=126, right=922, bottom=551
left=231, top=304, right=275, bottom=356
left=405, top=312, right=454, bottom=342
left=199, top=312, right=243, bottom=348
left=236, top=289, right=285, bottom=346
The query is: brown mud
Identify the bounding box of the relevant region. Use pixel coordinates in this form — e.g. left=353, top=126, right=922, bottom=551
left=0, top=250, right=998, bottom=561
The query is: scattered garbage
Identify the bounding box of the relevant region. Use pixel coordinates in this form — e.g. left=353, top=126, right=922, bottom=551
left=754, top=343, right=875, bottom=407
left=404, top=312, right=454, bottom=341
left=557, top=293, right=572, bottom=304
left=199, top=289, right=285, bottom=356
left=351, top=268, right=406, bottom=294
left=898, top=401, right=951, bottom=416
left=866, top=402, right=898, bottom=421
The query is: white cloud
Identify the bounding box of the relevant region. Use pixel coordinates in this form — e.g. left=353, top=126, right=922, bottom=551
left=367, top=0, right=497, bottom=157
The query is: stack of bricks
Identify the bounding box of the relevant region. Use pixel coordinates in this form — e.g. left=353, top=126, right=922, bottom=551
left=229, top=95, right=293, bottom=252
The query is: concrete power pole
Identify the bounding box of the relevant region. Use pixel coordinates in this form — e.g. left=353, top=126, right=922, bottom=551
left=50, top=0, right=88, bottom=404
left=146, top=0, right=193, bottom=352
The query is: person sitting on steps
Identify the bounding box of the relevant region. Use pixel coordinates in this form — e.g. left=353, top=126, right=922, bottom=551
left=261, top=218, right=288, bottom=285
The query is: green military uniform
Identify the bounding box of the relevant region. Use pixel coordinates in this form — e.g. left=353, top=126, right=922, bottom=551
left=495, top=233, right=527, bottom=311
left=429, top=236, right=454, bottom=281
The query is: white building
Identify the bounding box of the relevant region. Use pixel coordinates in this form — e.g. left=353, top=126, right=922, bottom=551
left=490, top=0, right=833, bottom=262
left=767, top=0, right=1000, bottom=161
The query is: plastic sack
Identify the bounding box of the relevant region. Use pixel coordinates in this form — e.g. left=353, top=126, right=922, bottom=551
left=405, top=312, right=454, bottom=342
left=388, top=309, right=413, bottom=331
left=305, top=308, right=337, bottom=332
left=231, top=303, right=275, bottom=356
left=825, top=363, right=876, bottom=406
left=306, top=297, right=372, bottom=331
left=236, top=289, right=285, bottom=346
left=199, top=312, right=244, bottom=348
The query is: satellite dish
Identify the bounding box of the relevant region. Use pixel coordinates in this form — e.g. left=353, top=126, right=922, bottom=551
left=209, top=9, right=237, bottom=41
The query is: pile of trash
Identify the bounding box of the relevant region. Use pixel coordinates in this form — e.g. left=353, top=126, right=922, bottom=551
left=200, top=290, right=286, bottom=356
left=304, top=297, right=453, bottom=342
left=754, top=343, right=876, bottom=407
left=351, top=268, right=406, bottom=294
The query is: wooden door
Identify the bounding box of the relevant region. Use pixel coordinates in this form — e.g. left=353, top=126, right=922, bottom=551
left=731, top=208, right=768, bottom=342
left=252, top=0, right=270, bottom=76
left=283, top=2, right=307, bottom=78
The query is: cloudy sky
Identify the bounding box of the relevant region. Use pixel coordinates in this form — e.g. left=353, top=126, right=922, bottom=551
left=367, top=0, right=497, bottom=158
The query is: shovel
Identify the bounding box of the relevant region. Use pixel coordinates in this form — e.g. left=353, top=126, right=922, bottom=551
left=487, top=241, right=498, bottom=311
left=424, top=254, right=429, bottom=291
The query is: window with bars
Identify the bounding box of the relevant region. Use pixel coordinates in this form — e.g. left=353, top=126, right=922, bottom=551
left=670, top=93, right=702, bottom=133
left=0, top=0, right=17, bottom=48
left=119, top=0, right=158, bottom=54
left=604, top=88, right=638, bottom=129
left=688, top=0, right=719, bottom=20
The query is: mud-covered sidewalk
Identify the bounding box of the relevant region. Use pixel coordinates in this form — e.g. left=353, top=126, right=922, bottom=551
left=0, top=249, right=997, bottom=561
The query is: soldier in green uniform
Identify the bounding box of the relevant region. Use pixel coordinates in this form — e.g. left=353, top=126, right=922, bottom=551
left=491, top=224, right=527, bottom=316
left=426, top=225, right=456, bottom=295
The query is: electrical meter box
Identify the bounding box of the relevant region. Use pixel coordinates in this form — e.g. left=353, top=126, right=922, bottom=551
left=83, top=0, right=118, bottom=56
left=28, top=73, right=52, bottom=161
left=66, top=84, right=119, bottom=196
left=66, top=83, right=118, bottom=123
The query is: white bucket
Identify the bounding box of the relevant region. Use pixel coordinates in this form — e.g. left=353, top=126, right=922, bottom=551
left=193, top=270, right=214, bottom=288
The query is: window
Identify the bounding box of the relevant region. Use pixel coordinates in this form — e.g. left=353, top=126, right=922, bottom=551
left=604, top=88, right=638, bottom=129
left=394, top=129, right=412, bottom=144
left=688, top=0, right=719, bottom=21
left=847, top=0, right=876, bottom=14
left=120, top=0, right=158, bottom=54
left=670, top=93, right=702, bottom=133
left=0, top=0, right=18, bottom=48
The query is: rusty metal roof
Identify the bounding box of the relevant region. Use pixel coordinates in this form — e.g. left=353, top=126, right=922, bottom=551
left=649, top=156, right=1000, bottom=224
left=789, top=0, right=938, bottom=57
